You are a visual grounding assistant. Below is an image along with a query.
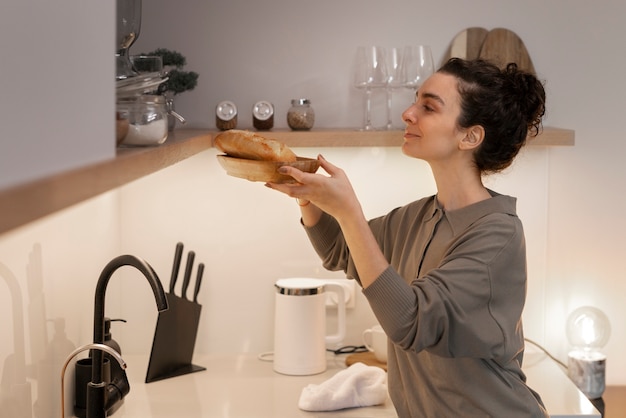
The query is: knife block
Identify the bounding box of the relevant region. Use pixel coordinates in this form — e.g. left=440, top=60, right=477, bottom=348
left=145, top=292, right=206, bottom=383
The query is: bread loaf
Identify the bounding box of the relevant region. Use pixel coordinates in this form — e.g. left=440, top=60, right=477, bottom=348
left=214, top=129, right=297, bottom=162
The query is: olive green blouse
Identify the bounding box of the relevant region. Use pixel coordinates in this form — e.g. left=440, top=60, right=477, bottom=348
left=303, top=191, right=548, bottom=417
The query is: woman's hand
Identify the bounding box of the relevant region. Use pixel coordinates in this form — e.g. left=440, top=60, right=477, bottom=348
left=267, top=154, right=389, bottom=288
left=266, top=155, right=362, bottom=224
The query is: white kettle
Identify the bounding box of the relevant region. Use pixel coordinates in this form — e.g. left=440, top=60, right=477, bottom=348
left=273, top=278, right=346, bottom=375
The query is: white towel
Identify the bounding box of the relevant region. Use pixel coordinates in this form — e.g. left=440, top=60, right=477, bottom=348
left=298, top=362, right=388, bottom=411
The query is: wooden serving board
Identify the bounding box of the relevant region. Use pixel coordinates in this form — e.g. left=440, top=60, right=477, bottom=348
left=478, top=28, right=536, bottom=74
left=345, top=352, right=387, bottom=371
left=441, top=27, right=489, bottom=65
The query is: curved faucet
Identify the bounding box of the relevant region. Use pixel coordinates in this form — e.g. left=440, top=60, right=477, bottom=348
left=90, top=255, right=168, bottom=417
left=61, top=343, right=126, bottom=418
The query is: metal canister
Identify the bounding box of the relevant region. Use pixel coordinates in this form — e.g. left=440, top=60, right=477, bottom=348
left=252, top=100, right=274, bottom=130
left=216, top=100, right=238, bottom=131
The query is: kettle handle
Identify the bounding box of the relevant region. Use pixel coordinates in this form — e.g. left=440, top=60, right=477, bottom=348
left=324, top=283, right=346, bottom=345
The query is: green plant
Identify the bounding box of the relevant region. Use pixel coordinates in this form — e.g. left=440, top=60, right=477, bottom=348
left=141, top=48, right=199, bottom=96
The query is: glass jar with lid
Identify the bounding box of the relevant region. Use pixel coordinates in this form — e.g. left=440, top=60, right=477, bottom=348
left=252, top=100, right=274, bottom=130
left=216, top=100, right=238, bottom=131
left=287, top=99, right=315, bottom=130
left=116, top=95, right=169, bottom=146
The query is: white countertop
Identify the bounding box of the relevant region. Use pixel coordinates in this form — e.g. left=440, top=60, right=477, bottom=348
left=105, top=350, right=600, bottom=418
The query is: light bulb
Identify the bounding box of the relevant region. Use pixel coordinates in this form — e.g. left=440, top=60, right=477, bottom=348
left=566, top=306, right=611, bottom=351
left=565, top=306, right=611, bottom=399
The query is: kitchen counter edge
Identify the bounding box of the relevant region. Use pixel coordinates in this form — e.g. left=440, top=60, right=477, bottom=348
left=110, top=351, right=598, bottom=417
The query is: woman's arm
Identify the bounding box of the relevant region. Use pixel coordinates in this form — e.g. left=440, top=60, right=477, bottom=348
left=267, top=155, right=389, bottom=288
left=295, top=198, right=323, bottom=227
left=333, top=206, right=388, bottom=288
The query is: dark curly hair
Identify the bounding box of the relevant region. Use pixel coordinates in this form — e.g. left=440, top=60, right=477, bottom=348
left=438, top=58, right=546, bottom=173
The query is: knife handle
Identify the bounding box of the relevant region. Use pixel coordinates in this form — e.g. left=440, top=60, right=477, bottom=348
left=181, top=251, right=195, bottom=299
left=193, top=263, right=204, bottom=303
left=170, top=242, right=184, bottom=293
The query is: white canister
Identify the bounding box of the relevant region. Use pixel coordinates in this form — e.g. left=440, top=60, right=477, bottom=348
left=273, top=278, right=346, bottom=375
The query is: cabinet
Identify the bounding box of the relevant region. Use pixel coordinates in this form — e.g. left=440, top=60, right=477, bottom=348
left=592, top=386, right=626, bottom=418
left=0, top=127, right=574, bottom=236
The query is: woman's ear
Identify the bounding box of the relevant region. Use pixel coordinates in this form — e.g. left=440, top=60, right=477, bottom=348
left=460, top=125, right=485, bottom=150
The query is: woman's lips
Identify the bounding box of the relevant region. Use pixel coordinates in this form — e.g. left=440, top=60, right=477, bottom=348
left=404, top=132, right=420, bottom=140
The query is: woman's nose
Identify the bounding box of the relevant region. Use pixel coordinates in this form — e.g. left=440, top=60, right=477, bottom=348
left=402, top=104, right=417, bottom=125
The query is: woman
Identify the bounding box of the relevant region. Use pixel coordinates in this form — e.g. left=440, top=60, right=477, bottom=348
left=266, top=58, right=548, bottom=417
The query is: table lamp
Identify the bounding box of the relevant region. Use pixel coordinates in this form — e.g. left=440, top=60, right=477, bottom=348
left=566, top=306, right=611, bottom=399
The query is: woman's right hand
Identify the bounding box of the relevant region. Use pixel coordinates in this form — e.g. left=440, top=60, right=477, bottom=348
left=267, top=155, right=363, bottom=224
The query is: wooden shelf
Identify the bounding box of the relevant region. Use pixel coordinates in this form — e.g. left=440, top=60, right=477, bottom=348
left=0, top=126, right=573, bottom=236
left=0, top=129, right=212, bottom=236
left=210, top=127, right=575, bottom=148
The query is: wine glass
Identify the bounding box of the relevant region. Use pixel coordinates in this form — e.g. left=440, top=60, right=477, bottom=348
left=116, top=0, right=142, bottom=79
left=402, top=45, right=434, bottom=91
left=385, top=47, right=404, bottom=130
left=353, top=46, right=388, bottom=130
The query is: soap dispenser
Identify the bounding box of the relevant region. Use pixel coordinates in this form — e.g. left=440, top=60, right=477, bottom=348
left=75, top=318, right=127, bottom=418
left=103, top=318, right=126, bottom=356
left=99, top=318, right=127, bottom=415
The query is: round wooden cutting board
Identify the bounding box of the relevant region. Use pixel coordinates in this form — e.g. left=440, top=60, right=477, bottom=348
left=478, top=28, right=536, bottom=74
left=441, top=27, right=489, bottom=65
left=345, top=352, right=387, bottom=371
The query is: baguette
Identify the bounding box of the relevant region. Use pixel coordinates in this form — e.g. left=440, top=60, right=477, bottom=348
left=214, top=129, right=297, bottom=162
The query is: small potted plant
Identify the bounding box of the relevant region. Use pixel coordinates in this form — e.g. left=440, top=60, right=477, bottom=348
left=140, top=48, right=199, bottom=130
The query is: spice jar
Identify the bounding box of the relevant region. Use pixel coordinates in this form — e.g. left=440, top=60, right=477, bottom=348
left=252, top=100, right=274, bottom=130
left=116, top=95, right=168, bottom=146
left=216, top=100, right=238, bottom=131
left=287, top=99, right=315, bottom=130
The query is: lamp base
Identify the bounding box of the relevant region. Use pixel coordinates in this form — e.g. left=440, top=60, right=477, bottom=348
left=567, top=350, right=606, bottom=399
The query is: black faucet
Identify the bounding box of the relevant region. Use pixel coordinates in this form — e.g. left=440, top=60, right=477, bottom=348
left=88, top=255, right=168, bottom=418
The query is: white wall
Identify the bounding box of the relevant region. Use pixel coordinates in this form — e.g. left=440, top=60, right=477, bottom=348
left=0, top=1, right=625, bottom=414
left=113, top=145, right=553, bottom=354
left=133, top=0, right=626, bottom=382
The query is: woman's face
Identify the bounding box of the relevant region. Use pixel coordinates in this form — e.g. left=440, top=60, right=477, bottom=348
left=401, top=72, right=468, bottom=164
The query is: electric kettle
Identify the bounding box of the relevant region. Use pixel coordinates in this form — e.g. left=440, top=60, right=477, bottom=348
left=273, top=278, right=346, bottom=375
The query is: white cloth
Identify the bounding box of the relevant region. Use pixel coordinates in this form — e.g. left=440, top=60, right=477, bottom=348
left=298, top=362, right=388, bottom=411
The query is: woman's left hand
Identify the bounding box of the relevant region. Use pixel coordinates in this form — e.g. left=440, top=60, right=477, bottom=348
left=266, top=155, right=362, bottom=223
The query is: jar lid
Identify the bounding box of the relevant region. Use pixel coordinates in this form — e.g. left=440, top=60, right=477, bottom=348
left=117, top=94, right=165, bottom=105
left=253, top=100, right=274, bottom=120
left=216, top=100, right=237, bottom=120
left=291, top=99, right=311, bottom=106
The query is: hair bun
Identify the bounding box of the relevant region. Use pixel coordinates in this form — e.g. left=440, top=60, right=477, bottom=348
left=504, top=63, right=546, bottom=135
